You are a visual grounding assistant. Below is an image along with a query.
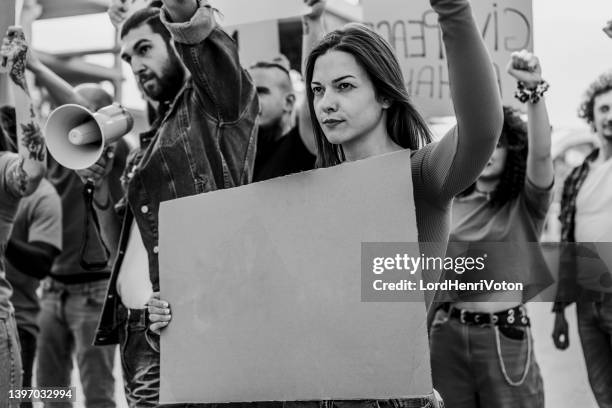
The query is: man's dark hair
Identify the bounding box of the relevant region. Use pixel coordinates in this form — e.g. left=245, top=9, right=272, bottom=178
left=578, top=71, right=612, bottom=126
left=120, top=6, right=171, bottom=44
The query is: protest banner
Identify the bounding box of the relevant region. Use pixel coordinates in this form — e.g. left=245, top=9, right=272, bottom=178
left=158, top=150, right=431, bottom=404
left=362, top=0, right=533, bottom=118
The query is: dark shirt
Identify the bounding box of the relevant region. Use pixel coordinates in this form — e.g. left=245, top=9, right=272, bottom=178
left=7, top=179, right=62, bottom=336
left=46, top=140, right=128, bottom=284
left=253, top=126, right=315, bottom=182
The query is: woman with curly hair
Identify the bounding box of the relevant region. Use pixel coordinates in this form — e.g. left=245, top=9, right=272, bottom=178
left=430, top=51, right=554, bottom=408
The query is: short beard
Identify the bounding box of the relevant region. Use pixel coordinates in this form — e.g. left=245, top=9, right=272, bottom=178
left=146, top=46, right=185, bottom=103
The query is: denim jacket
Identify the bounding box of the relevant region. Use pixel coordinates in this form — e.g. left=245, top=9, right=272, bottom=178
left=94, top=3, right=259, bottom=345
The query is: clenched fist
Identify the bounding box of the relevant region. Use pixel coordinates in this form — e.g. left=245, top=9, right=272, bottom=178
left=506, top=49, right=542, bottom=89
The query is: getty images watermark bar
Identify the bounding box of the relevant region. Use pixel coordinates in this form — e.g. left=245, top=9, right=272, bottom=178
left=361, top=242, right=612, bottom=302
left=8, top=387, right=76, bottom=402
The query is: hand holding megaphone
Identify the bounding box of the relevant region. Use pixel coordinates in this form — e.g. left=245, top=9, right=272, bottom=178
left=75, top=146, right=116, bottom=187
left=45, top=103, right=133, bottom=170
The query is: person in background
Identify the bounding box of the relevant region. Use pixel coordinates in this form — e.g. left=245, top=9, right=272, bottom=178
left=251, top=53, right=316, bottom=181
left=0, top=25, right=47, bottom=407
left=552, top=21, right=612, bottom=408
left=431, top=50, right=554, bottom=408
left=17, top=36, right=128, bottom=407
left=250, top=0, right=324, bottom=181
left=0, top=106, right=62, bottom=408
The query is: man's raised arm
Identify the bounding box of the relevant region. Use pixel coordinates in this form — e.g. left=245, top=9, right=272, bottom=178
left=159, top=0, right=255, bottom=122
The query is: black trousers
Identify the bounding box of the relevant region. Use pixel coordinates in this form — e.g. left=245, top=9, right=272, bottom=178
left=17, top=327, right=37, bottom=408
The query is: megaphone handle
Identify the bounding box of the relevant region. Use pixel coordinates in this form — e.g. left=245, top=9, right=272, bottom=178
left=79, top=181, right=112, bottom=271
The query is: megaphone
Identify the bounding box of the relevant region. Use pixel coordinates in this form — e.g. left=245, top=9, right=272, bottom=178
left=45, top=103, right=134, bottom=170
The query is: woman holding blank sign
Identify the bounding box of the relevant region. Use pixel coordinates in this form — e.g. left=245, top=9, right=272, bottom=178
left=151, top=0, right=501, bottom=406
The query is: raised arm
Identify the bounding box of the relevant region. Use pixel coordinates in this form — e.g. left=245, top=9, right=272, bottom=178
left=26, top=53, right=91, bottom=108
left=298, top=0, right=327, bottom=155
left=416, top=0, right=503, bottom=202
left=159, top=0, right=255, bottom=122
left=506, top=50, right=554, bottom=189
left=0, top=26, right=46, bottom=197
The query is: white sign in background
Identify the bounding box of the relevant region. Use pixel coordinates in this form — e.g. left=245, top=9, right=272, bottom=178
left=362, top=0, right=533, bottom=118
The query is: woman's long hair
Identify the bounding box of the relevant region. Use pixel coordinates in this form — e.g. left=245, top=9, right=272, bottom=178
left=305, top=23, right=432, bottom=168
left=458, top=106, right=528, bottom=206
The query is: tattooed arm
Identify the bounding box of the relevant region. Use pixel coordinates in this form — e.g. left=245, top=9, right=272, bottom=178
left=0, top=26, right=46, bottom=197
left=26, top=52, right=91, bottom=108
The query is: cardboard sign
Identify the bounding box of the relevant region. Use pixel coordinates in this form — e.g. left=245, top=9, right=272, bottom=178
left=210, top=0, right=310, bottom=27
left=362, top=0, right=533, bottom=118
left=159, top=150, right=431, bottom=404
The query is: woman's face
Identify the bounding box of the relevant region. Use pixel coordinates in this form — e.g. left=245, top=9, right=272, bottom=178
left=479, top=142, right=508, bottom=180
left=310, top=50, right=389, bottom=151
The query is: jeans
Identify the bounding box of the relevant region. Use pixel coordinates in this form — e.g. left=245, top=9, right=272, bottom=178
left=117, top=306, right=160, bottom=408
left=577, top=297, right=612, bottom=408
left=17, top=328, right=36, bottom=408
left=430, top=308, right=544, bottom=408
left=0, top=311, right=22, bottom=408
left=36, top=279, right=116, bottom=408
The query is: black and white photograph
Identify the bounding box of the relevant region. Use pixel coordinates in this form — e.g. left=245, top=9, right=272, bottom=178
left=0, top=0, right=611, bottom=407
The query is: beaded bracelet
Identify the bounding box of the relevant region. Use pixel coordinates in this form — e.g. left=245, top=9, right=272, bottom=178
left=514, top=80, right=550, bottom=104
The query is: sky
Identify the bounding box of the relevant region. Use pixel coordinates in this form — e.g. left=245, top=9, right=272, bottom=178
left=532, top=0, right=612, bottom=129
left=31, top=0, right=612, bottom=129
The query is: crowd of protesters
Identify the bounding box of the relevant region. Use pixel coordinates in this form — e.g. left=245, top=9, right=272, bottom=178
left=0, top=0, right=611, bottom=407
